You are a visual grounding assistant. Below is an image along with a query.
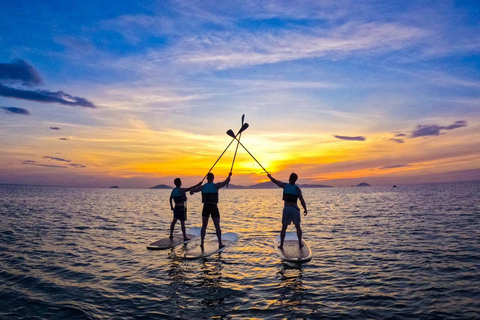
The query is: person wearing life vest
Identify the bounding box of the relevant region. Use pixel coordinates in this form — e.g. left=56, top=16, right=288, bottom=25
left=190, top=172, right=232, bottom=249
left=267, top=172, right=308, bottom=249
left=169, top=178, right=201, bottom=241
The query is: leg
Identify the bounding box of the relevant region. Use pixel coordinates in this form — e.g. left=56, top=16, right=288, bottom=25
left=212, top=217, right=224, bottom=248
left=279, top=224, right=288, bottom=249
left=180, top=220, right=188, bottom=241
left=200, top=215, right=209, bottom=249
left=294, top=223, right=303, bottom=248
left=170, top=217, right=178, bottom=238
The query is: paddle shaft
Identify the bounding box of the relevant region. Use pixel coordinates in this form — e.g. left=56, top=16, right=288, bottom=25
left=229, top=136, right=269, bottom=175
left=202, top=138, right=236, bottom=182
left=227, top=131, right=242, bottom=187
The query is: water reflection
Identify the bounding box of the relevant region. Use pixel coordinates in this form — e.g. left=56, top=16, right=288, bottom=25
left=199, top=258, right=225, bottom=307
left=277, top=264, right=306, bottom=310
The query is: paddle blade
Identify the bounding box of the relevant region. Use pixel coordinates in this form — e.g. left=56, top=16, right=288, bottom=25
left=239, top=123, right=249, bottom=134
left=226, top=129, right=236, bottom=138
left=241, top=114, right=245, bottom=125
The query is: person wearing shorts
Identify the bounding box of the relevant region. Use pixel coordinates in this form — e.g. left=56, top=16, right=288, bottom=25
left=190, top=172, right=231, bottom=249
left=169, top=178, right=201, bottom=241
left=268, top=172, right=308, bottom=249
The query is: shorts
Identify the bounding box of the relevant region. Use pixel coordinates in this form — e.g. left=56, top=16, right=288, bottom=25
left=202, top=203, right=220, bottom=219
left=173, top=206, right=187, bottom=221
left=282, top=206, right=300, bottom=225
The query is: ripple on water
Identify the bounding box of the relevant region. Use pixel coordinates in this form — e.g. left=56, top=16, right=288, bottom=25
left=1, top=183, right=480, bottom=319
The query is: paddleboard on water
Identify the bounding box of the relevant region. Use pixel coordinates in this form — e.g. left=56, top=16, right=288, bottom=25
left=274, top=232, right=313, bottom=263
left=147, top=227, right=201, bottom=250
left=183, top=232, right=239, bottom=259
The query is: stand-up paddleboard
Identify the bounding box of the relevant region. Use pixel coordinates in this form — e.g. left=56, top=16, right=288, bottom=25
left=274, top=232, right=313, bottom=263
left=147, top=227, right=201, bottom=250
left=183, top=232, right=238, bottom=259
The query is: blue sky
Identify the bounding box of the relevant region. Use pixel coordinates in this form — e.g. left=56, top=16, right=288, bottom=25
left=1, top=1, right=480, bottom=188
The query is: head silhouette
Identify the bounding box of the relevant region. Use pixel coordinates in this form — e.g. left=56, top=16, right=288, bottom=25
left=289, top=173, right=298, bottom=184
left=174, top=178, right=181, bottom=187
left=207, top=172, right=214, bottom=183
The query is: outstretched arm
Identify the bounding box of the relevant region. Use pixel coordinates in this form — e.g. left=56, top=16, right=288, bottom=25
left=267, top=173, right=286, bottom=188
left=298, top=187, right=307, bottom=216
left=189, top=183, right=203, bottom=195
left=215, top=172, right=232, bottom=189
left=182, top=181, right=202, bottom=193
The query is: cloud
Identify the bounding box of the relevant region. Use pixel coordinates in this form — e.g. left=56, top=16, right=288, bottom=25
left=334, top=135, right=366, bottom=141
left=70, top=163, right=86, bottom=168
left=389, top=138, right=405, bottom=144
left=445, top=120, right=467, bottom=130
left=0, top=84, right=96, bottom=108
left=1, top=106, right=30, bottom=115
left=22, top=160, right=67, bottom=168
left=410, top=120, right=467, bottom=138
left=0, top=59, right=43, bottom=86
left=50, top=127, right=61, bottom=130
left=380, top=164, right=412, bottom=170
left=43, top=156, right=71, bottom=163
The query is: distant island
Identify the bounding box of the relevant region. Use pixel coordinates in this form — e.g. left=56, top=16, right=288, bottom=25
left=109, top=186, right=119, bottom=188
left=150, top=184, right=173, bottom=189
left=354, top=182, right=371, bottom=187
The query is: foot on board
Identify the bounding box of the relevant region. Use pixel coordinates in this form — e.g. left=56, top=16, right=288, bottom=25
left=183, top=237, right=190, bottom=241
left=219, top=243, right=225, bottom=249
left=278, top=245, right=284, bottom=250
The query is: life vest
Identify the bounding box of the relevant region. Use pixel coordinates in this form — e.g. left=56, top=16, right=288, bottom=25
left=201, top=183, right=218, bottom=204
left=283, top=183, right=299, bottom=202
left=171, top=187, right=187, bottom=204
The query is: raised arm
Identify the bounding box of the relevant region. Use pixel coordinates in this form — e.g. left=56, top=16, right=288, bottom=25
left=215, top=172, right=232, bottom=189
left=297, top=187, right=308, bottom=216
left=189, top=183, right=203, bottom=195
left=267, top=173, right=286, bottom=188
left=182, top=181, right=202, bottom=193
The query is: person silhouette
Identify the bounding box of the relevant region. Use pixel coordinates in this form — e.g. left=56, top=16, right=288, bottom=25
left=267, top=173, right=308, bottom=249
left=190, top=172, right=232, bottom=249
left=169, top=178, right=201, bottom=241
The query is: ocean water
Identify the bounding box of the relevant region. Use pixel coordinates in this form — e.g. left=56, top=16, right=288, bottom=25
left=1, top=182, right=479, bottom=319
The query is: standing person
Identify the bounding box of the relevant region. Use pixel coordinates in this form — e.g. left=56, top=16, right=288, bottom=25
left=267, top=173, right=308, bottom=249
left=169, top=178, right=201, bottom=241
left=190, top=172, right=232, bottom=249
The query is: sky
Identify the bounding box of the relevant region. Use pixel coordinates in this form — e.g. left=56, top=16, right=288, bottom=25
left=1, top=0, right=480, bottom=188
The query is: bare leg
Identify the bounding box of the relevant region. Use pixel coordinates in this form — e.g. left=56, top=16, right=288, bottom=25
left=279, top=224, right=288, bottom=249
left=200, top=215, right=209, bottom=249
left=295, top=223, right=303, bottom=248
left=180, top=220, right=188, bottom=241
left=213, top=217, right=224, bottom=248
left=170, top=217, right=178, bottom=238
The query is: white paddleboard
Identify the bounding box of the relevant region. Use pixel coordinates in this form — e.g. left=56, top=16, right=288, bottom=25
left=183, top=232, right=239, bottom=259
left=274, top=232, right=313, bottom=263
left=147, top=227, right=201, bottom=250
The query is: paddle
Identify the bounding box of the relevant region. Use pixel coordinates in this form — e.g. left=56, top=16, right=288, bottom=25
left=226, top=129, right=270, bottom=175
left=227, top=114, right=245, bottom=187
left=201, top=122, right=249, bottom=183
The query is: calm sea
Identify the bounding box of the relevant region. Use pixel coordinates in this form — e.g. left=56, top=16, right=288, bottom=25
left=1, top=182, right=479, bottom=319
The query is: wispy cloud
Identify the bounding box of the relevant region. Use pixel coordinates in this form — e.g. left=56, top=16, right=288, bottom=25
left=43, top=156, right=71, bottom=163
left=0, top=59, right=42, bottom=86
left=1, top=106, right=30, bottom=115
left=0, top=59, right=96, bottom=108
left=410, top=120, right=467, bottom=138
left=380, top=164, right=412, bottom=170
left=22, top=160, right=67, bottom=168
left=334, top=135, right=366, bottom=141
